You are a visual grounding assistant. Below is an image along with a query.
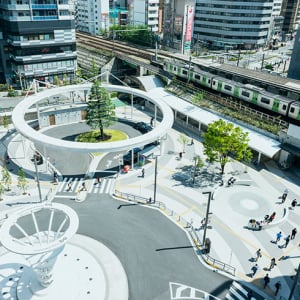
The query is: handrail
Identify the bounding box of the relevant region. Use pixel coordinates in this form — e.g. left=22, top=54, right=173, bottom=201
left=114, top=189, right=236, bottom=276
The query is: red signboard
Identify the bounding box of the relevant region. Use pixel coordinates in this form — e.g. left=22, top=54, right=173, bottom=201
left=185, top=6, right=194, bottom=42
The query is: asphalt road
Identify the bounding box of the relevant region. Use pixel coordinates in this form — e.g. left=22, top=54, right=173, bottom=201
left=54, top=194, right=232, bottom=300
left=36, top=120, right=140, bottom=176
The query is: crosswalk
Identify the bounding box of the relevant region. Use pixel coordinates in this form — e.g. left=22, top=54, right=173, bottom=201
left=56, top=177, right=115, bottom=195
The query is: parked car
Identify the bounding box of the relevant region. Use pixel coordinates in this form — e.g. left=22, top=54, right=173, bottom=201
left=133, top=122, right=152, bottom=133
left=123, top=148, right=143, bottom=165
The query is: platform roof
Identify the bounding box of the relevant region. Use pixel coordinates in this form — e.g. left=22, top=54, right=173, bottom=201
left=149, top=87, right=281, bottom=158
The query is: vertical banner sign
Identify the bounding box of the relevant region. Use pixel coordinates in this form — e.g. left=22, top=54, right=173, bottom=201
left=184, top=5, right=194, bottom=51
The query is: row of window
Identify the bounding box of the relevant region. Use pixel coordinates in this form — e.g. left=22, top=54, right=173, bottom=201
left=196, top=25, right=267, bottom=32
left=22, top=59, right=75, bottom=72
left=197, top=18, right=269, bottom=25
left=10, top=33, right=54, bottom=41
left=197, top=11, right=272, bottom=18
left=10, top=45, right=75, bottom=56
left=200, top=4, right=272, bottom=10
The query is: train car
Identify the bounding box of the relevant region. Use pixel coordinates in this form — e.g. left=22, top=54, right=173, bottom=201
left=192, top=70, right=213, bottom=88
left=288, top=101, right=300, bottom=120
left=164, top=60, right=300, bottom=121
left=211, top=76, right=240, bottom=97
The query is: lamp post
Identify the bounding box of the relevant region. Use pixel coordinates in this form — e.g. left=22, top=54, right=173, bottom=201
left=33, top=155, right=43, bottom=203
left=288, top=263, right=300, bottom=300
left=153, top=155, right=158, bottom=204
left=202, top=190, right=213, bottom=246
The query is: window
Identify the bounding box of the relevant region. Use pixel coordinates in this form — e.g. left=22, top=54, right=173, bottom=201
left=260, top=97, right=270, bottom=104
left=224, top=84, right=232, bottom=91
left=195, top=74, right=200, bottom=80
left=282, top=104, right=286, bottom=110
left=290, top=107, right=295, bottom=113
left=182, top=70, right=187, bottom=75
left=241, top=90, right=250, bottom=97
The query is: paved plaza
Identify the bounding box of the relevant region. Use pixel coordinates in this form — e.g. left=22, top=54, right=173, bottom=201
left=0, top=104, right=299, bottom=299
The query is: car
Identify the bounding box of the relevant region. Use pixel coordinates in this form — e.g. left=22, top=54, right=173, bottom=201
left=133, top=122, right=152, bottom=133
left=123, top=147, right=143, bottom=165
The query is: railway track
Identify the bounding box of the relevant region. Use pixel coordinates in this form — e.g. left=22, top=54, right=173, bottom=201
left=76, top=32, right=172, bottom=61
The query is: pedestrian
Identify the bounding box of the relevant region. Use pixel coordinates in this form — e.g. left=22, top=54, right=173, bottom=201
left=291, top=199, right=297, bottom=209
left=148, top=197, right=152, bottom=203
left=190, top=138, right=194, bottom=145
left=275, top=231, right=282, bottom=243
left=251, top=264, right=259, bottom=277
left=255, top=248, right=262, bottom=261
left=141, top=168, right=145, bottom=178
left=291, top=228, right=297, bottom=240
left=150, top=116, right=154, bottom=127
left=67, top=182, right=72, bottom=192
left=97, top=177, right=101, bottom=185
left=274, top=281, right=281, bottom=296
left=284, top=235, right=290, bottom=248
left=179, top=152, right=183, bottom=159
left=263, top=273, right=270, bottom=288
left=281, top=188, right=288, bottom=203
left=269, top=257, right=276, bottom=270
left=82, top=181, right=87, bottom=191
left=268, top=212, right=276, bottom=223
left=247, top=291, right=253, bottom=300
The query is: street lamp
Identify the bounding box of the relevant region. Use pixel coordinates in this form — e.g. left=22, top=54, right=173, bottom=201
left=202, top=190, right=214, bottom=246
left=153, top=155, right=158, bottom=204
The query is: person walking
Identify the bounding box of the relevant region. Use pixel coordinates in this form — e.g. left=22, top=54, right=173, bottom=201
left=263, top=273, right=270, bottom=289
left=275, top=231, right=282, bottom=244
left=291, top=199, right=297, bottom=209
left=81, top=181, right=87, bottom=191
left=269, top=257, right=276, bottom=270
left=255, top=249, right=262, bottom=262
left=251, top=264, right=259, bottom=277
left=97, top=177, right=101, bottom=185
left=274, top=281, right=281, bottom=296
left=247, top=291, right=253, bottom=300
left=291, top=228, right=297, bottom=240
left=284, top=235, right=290, bottom=248
left=282, top=188, right=288, bottom=203
left=141, top=168, right=145, bottom=178
left=67, top=181, right=72, bottom=192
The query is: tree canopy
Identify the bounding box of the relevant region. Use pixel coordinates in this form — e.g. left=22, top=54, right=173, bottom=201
left=203, top=119, right=252, bottom=174
left=86, top=80, right=117, bottom=141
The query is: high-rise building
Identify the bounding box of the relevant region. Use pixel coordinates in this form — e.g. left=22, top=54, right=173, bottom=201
left=193, top=0, right=273, bottom=50
left=162, top=0, right=195, bottom=53
left=281, top=0, right=300, bottom=34
left=128, top=0, right=160, bottom=32
left=76, top=0, right=109, bottom=35
left=0, top=0, right=77, bottom=88
left=288, top=26, right=300, bottom=79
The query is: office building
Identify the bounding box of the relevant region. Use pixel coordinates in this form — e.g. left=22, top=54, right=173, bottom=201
left=193, top=0, right=273, bottom=50
left=0, top=0, right=77, bottom=88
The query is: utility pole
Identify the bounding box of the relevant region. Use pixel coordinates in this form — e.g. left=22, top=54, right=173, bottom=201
left=34, top=155, right=43, bottom=203
left=202, top=191, right=213, bottom=246
left=288, top=263, right=300, bottom=300
left=153, top=156, right=158, bottom=204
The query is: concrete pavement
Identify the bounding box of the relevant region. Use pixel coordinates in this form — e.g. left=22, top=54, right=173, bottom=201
left=1, top=107, right=300, bottom=299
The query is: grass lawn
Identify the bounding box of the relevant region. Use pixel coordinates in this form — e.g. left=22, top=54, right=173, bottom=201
left=77, top=129, right=127, bottom=143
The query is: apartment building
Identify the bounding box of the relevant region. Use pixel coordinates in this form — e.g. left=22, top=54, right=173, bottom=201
left=193, top=0, right=273, bottom=50
left=0, top=0, right=77, bottom=88
left=76, top=0, right=109, bottom=35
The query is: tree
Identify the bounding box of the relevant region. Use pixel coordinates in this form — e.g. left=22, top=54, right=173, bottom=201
left=192, top=155, right=204, bottom=184
left=2, top=166, right=12, bottom=191
left=178, top=133, right=189, bottom=153
left=3, top=115, right=9, bottom=131
left=86, top=80, right=117, bottom=141
left=89, top=58, right=99, bottom=79
left=17, top=168, right=28, bottom=195
left=203, top=119, right=252, bottom=174
left=0, top=181, right=4, bottom=200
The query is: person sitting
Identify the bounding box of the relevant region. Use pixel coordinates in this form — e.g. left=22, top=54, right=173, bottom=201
left=268, top=212, right=276, bottom=223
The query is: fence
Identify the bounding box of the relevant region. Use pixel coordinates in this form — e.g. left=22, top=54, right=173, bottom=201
left=114, top=189, right=236, bottom=276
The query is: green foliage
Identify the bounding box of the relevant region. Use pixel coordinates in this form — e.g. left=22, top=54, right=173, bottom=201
left=90, top=58, right=99, bottom=78
left=0, top=84, right=9, bottom=91
left=3, top=115, right=9, bottom=130
left=77, top=129, right=126, bottom=143
left=265, top=64, right=274, bottom=71
left=86, top=80, right=117, bottom=140
left=178, top=133, right=189, bottom=152
left=17, top=168, right=28, bottom=194
left=2, top=166, right=11, bottom=191
left=110, top=25, right=154, bottom=47
left=53, top=76, right=60, bottom=86
left=193, top=93, right=204, bottom=105
left=203, top=119, right=252, bottom=174
left=0, top=181, right=4, bottom=200
left=63, top=74, right=69, bottom=86
left=7, top=86, right=18, bottom=97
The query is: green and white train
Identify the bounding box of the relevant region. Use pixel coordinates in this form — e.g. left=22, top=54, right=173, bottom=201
left=163, top=61, right=300, bottom=121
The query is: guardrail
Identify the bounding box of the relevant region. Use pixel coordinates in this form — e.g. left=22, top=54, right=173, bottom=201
left=114, top=189, right=236, bottom=276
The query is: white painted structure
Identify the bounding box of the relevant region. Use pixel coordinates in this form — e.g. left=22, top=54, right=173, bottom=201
left=12, top=84, right=174, bottom=153
left=0, top=203, right=79, bottom=290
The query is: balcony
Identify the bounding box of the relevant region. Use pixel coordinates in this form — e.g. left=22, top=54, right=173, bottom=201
left=31, top=4, right=57, bottom=9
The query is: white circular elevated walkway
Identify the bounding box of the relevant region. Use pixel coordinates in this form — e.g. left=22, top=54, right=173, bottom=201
left=12, top=84, right=174, bottom=153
